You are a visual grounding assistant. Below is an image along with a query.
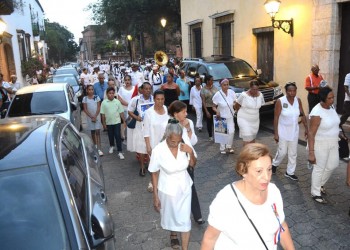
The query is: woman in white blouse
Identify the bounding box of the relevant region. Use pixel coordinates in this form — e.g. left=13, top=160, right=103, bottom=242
left=143, top=90, right=169, bottom=192
left=149, top=122, right=197, bottom=250
left=234, top=80, right=265, bottom=145
left=190, top=76, right=203, bottom=132
left=212, top=79, right=237, bottom=154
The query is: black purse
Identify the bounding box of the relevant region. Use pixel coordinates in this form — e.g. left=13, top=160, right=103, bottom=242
left=126, top=99, right=139, bottom=129
left=339, top=126, right=349, bottom=158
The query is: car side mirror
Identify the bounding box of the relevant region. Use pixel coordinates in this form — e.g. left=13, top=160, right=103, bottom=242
left=256, top=69, right=262, bottom=75
left=90, top=204, right=114, bottom=247
left=70, top=102, right=77, bottom=111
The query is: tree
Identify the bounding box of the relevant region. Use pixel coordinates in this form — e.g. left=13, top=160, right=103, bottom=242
left=88, top=0, right=181, bottom=57
left=45, top=20, right=79, bottom=64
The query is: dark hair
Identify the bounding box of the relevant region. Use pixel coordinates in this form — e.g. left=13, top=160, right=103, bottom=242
left=194, top=75, right=202, bottom=83
left=249, top=80, right=259, bottom=88
left=86, top=84, right=94, bottom=90
left=318, top=86, right=333, bottom=103
left=168, top=100, right=187, bottom=116
left=284, top=82, right=297, bottom=91
left=106, top=87, right=115, bottom=93
left=141, top=82, right=152, bottom=89
left=124, top=75, right=131, bottom=81
left=153, top=89, right=165, bottom=98
left=235, top=143, right=271, bottom=177
left=205, top=74, right=213, bottom=83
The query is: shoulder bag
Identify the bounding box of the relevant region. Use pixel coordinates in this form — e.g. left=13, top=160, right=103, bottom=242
left=126, top=99, right=139, bottom=129
left=219, top=90, right=235, bottom=118
left=230, top=184, right=268, bottom=250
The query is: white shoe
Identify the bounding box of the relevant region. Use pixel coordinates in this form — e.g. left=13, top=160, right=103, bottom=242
left=109, top=147, right=114, bottom=154
left=98, top=150, right=104, bottom=156
left=118, top=152, right=125, bottom=160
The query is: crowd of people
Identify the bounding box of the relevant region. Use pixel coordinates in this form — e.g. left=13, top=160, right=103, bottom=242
left=2, top=57, right=348, bottom=249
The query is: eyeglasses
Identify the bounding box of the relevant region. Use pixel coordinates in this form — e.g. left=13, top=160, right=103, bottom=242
left=168, top=118, right=179, bottom=124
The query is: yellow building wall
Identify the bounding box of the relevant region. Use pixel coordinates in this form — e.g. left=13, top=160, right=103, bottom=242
left=181, top=0, right=314, bottom=112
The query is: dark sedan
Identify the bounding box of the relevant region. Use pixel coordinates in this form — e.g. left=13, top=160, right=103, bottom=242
left=0, top=116, right=115, bottom=249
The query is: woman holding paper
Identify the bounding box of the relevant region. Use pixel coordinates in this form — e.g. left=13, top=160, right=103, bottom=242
left=212, top=79, right=237, bottom=154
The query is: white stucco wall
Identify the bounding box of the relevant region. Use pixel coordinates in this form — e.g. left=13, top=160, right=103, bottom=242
left=1, top=0, right=45, bottom=86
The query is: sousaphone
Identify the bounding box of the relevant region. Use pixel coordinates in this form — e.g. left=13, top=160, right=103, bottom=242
left=154, top=51, right=168, bottom=66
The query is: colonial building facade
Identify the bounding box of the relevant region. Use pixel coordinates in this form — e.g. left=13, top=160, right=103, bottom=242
left=0, top=0, right=46, bottom=86
left=180, top=0, right=350, bottom=112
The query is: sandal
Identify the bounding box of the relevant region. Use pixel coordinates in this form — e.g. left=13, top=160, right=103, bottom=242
left=312, top=195, right=327, bottom=204
left=170, top=234, right=180, bottom=249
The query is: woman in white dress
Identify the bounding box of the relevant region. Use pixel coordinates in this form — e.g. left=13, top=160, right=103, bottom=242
left=127, top=82, right=154, bottom=176
left=272, top=82, right=308, bottom=181
left=143, top=90, right=169, bottom=191
left=118, top=75, right=135, bottom=141
left=168, top=101, right=205, bottom=225
left=234, top=80, right=265, bottom=145
left=149, top=122, right=197, bottom=250
left=212, top=79, right=237, bottom=154
left=201, top=143, right=295, bottom=250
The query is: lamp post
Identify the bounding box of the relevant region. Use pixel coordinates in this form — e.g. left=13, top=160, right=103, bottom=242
left=115, top=40, right=119, bottom=60
left=160, top=18, right=167, bottom=51
left=127, top=35, right=133, bottom=62
left=0, top=18, right=7, bottom=44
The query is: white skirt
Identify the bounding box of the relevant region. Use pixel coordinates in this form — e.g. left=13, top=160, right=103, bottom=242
left=127, top=121, right=147, bottom=154
left=159, top=188, right=191, bottom=232
left=237, top=110, right=259, bottom=141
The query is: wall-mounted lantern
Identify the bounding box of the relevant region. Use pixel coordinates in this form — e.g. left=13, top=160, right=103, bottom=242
left=264, top=0, right=293, bottom=37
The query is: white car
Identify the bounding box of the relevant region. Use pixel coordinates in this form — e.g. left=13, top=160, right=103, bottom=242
left=6, top=83, right=82, bottom=130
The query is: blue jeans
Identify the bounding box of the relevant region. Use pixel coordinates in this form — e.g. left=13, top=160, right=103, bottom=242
left=107, top=123, right=122, bottom=152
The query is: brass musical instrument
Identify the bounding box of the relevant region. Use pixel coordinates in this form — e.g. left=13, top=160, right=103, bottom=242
left=154, top=51, right=168, bottom=66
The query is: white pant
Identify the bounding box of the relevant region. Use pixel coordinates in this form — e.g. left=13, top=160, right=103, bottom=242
left=311, top=139, right=339, bottom=196
left=194, top=106, right=203, bottom=129
left=272, top=138, right=298, bottom=175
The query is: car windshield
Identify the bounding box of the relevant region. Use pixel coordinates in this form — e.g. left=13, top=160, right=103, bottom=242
left=47, top=76, right=78, bottom=86
left=8, top=91, right=68, bottom=117
left=56, top=69, right=77, bottom=75
left=207, top=61, right=257, bottom=80
left=0, top=166, right=71, bottom=250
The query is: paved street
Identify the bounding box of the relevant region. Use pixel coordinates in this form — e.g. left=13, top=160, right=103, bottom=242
left=85, top=113, right=350, bottom=249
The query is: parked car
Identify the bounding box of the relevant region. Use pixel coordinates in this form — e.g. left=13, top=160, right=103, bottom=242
left=45, top=73, right=82, bottom=95
left=181, top=56, right=283, bottom=111
left=55, top=67, right=79, bottom=79
left=0, top=115, right=115, bottom=250
left=6, top=83, right=82, bottom=130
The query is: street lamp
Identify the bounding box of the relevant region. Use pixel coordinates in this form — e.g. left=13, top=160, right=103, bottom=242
left=115, top=40, right=119, bottom=60
left=0, top=18, right=7, bottom=44
left=127, top=35, right=133, bottom=62
left=160, top=18, right=167, bottom=51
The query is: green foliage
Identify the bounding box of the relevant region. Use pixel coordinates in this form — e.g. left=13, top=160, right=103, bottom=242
left=45, top=20, right=79, bottom=63
left=21, top=57, right=43, bottom=77
left=88, top=0, right=180, bottom=39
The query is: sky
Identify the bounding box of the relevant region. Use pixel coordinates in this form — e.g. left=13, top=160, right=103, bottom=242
left=39, top=0, right=97, bottom=43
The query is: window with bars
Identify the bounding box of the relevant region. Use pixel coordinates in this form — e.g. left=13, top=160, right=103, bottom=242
left=188, top=22, right=202, bottom=58
left=212, top=14, right=234, bottom=56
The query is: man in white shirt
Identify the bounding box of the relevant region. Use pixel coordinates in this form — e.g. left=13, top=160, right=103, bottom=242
left=340, top=73, right=350, bottom=126
left=149, top=65, right=163, bottom=92
left=129, top=63, right=144, bottom=87
left=0, top=73, right=15, bottom=111
left=8, top=75, right=20, bottom=100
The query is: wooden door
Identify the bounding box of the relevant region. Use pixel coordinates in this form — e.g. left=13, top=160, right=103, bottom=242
left=257, top=32, right=274, bottom=82
left=337, top=2, right=350, bottom=113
